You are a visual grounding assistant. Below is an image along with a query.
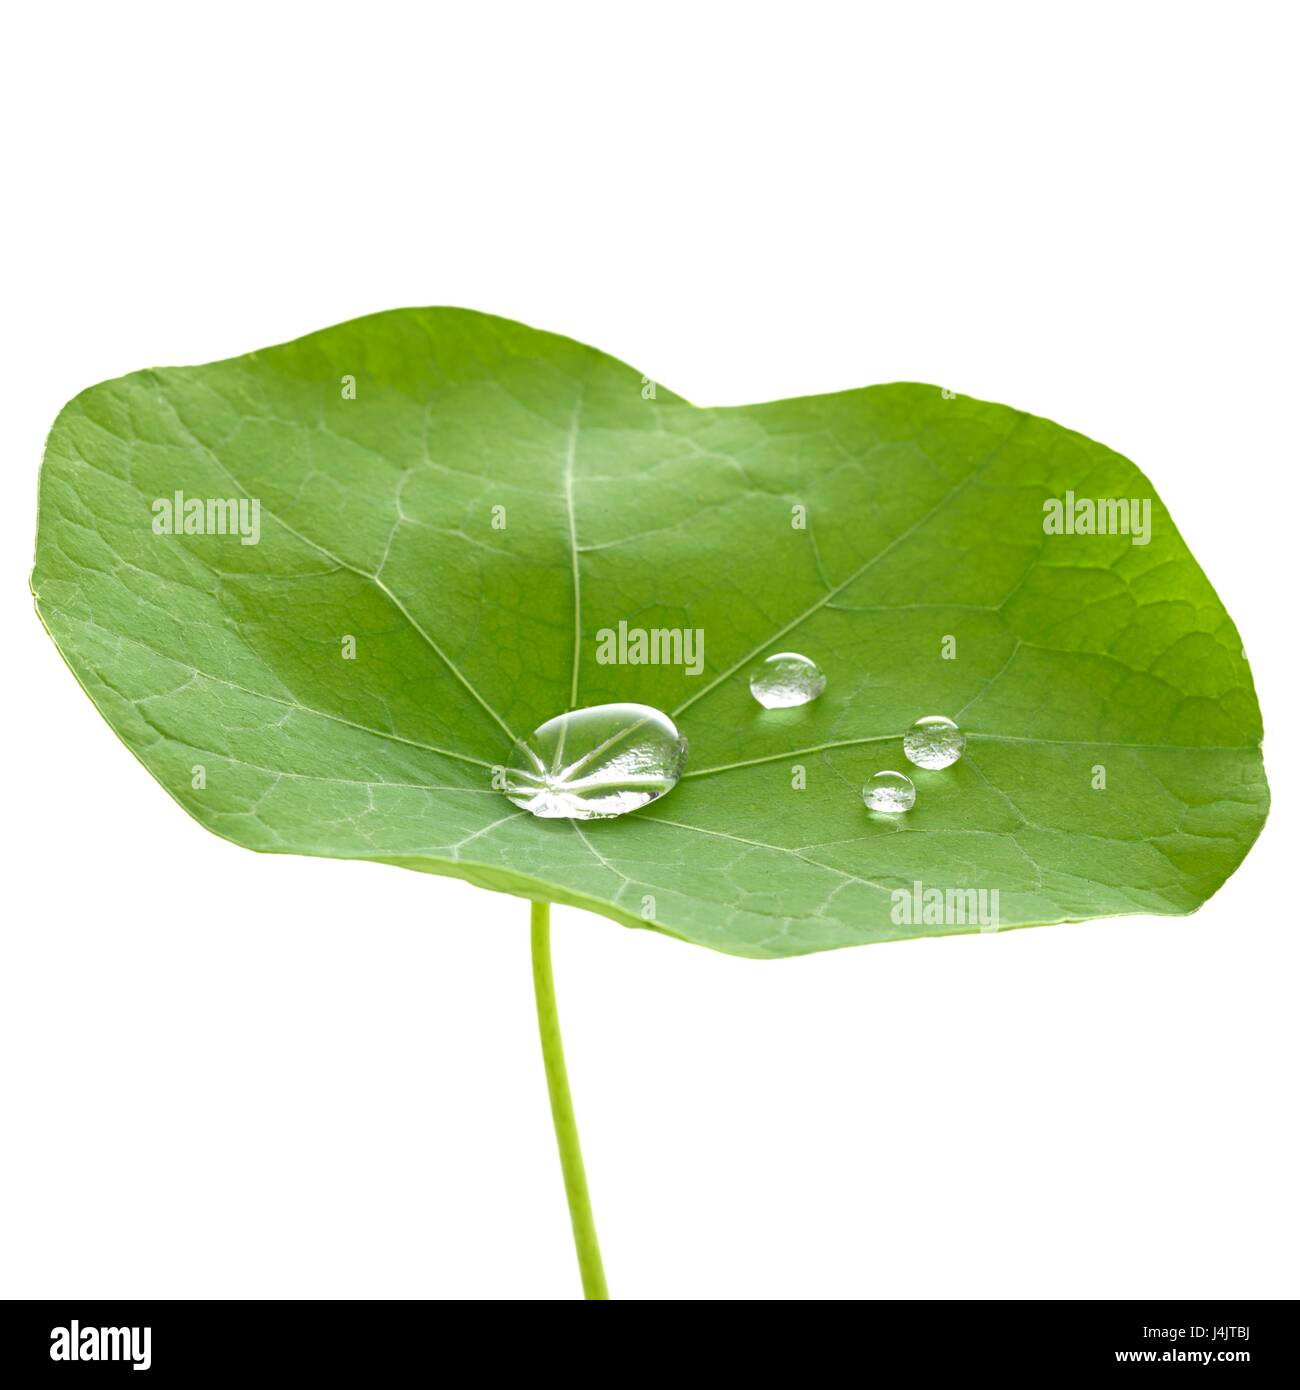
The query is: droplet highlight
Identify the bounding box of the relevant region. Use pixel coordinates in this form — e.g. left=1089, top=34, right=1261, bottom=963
left=864, top=770, right=916, bottom=814
left=749, top=652, right=827, bottom=709
left=903, top=714, right=966, bottom=770
left=503, top=702, right=688, bottom=820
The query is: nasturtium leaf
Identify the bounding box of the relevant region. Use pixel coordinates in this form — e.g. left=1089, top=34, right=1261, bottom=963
left=32, top=309, right=1268, bottom=958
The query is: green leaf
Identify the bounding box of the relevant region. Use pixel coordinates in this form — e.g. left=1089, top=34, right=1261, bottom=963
left=31, top=308, right=1268, bottom=958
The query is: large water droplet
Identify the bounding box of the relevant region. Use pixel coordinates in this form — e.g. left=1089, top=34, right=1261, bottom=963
left=864, top=770, right=916, bottom=813
left=748, top=652, right=827, bottom=709
left=503, top=703, right=688, bottom=820
left=903, top=714, right=966, bottom=770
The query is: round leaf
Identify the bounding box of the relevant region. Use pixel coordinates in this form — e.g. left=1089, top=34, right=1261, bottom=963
left=32, top=309, right=1269, bottom=957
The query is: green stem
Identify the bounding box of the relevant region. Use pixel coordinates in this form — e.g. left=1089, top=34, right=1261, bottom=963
left=530, top=900, right=609, bottom=1300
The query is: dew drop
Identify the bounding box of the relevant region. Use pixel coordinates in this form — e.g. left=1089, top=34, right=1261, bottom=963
left=864, top=770, right=916, bottom=814
left=749, top=652, right=827, bottom=709
left=902, top=714, right=966, bottom=770
left=502, top=702, right=688, bottom=820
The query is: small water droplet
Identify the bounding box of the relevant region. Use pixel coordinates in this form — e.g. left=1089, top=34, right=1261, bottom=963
left=864, top=770, right=916, bottom=813
left=503, top=703, right=688, bottom=820
left=749, top=652, right=827, bottom=709
left=903, top=714, right=966, bottom=770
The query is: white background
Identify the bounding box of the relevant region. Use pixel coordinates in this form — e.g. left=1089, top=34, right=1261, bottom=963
left=3, top=2, right=1296, bottom=1300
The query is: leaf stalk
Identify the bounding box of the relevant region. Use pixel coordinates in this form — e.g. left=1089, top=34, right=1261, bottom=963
left=530, top=900, right=608, bottom=1299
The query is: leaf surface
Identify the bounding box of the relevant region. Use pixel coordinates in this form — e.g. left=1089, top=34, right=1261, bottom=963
left=32, top=309, right=1268, bottom=957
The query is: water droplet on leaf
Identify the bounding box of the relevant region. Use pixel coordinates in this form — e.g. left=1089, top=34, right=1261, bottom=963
left=503, top=703, right=688, bottom=820
left=748, top=652, right=827, bottom=709
left=902, top=714, right=966, bottom=770
left=864, top=770, right=916, bottom=813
